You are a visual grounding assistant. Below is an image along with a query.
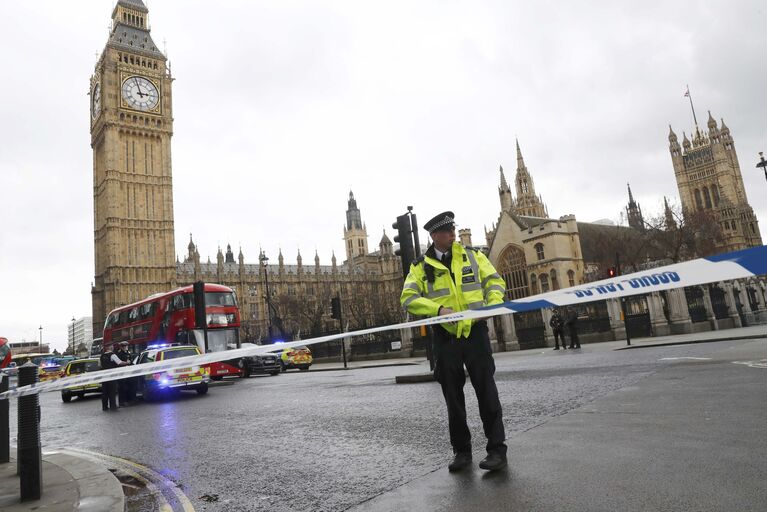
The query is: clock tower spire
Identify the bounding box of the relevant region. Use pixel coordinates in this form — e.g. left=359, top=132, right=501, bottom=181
left=90, top=1, right=176, bottom=335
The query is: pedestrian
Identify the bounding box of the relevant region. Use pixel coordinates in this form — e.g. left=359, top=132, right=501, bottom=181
left=400, top=211, right=508, bottom=472
left=115, top=341, right=135, bottom=406
left=566, top=306, right=581, bottom=349
left=99, top=344, right=128, bottom=411
left=550, top=308, right=566, bottom=350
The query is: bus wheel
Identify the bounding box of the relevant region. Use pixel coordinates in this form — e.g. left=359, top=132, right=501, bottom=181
left=77, top=393, right=85, bottom=400
left=61, top=392, right=72, bottom=403
left=269, top=371, right=280, bottom=376
left=196, top=383, right=208, bottom=395
left=299, top=365, right=310, bottom=372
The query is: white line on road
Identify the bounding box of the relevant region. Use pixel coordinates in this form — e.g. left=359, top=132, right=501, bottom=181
left=732, top=360, right=767, bottom=369
left=659, top=357, right=713, bottom=361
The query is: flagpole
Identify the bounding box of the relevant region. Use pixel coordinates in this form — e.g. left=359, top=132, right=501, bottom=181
left=685, top=84, right=699, bottom=127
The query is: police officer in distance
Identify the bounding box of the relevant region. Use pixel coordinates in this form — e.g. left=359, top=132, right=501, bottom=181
left=100, top=344, right=129, bottom=411
left=115, top=341, right=136, bottom=406
left=400, top=211, right=508, bottom=472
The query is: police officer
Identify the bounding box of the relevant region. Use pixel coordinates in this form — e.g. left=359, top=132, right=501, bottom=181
left=99, top=345, right=123, bottom=411
left=115, top=341, right=135, bottom=406
left=400, top=211, right=508, bottom=472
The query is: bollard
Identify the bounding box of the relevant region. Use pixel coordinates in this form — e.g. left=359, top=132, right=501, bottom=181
left=0, top=375, right=8, bottom=463
left=17, top=362, right=42, bottom=501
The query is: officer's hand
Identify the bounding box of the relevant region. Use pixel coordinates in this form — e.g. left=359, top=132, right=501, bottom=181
left=438, top=306, right=455, bottom=316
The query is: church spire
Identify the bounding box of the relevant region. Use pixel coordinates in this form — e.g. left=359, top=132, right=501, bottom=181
left=498, top=165, right=512, bottom=212
left=511, top=139, right=547, bottom=218
left=625, top=182, right=644, bottom=231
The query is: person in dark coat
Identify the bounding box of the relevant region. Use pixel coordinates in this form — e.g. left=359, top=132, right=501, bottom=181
left=566, top=306, right=581, bottom=349
left=115, top=341, right=136, bottom=406
left=550, top=309, right=566, bottom=350
left=99, top=346, right=123, bottom=411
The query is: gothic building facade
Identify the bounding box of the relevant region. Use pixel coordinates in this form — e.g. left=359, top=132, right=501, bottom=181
left=669, top=112, right=762, bottom=252
left=177, top=193, right=403, bottom=343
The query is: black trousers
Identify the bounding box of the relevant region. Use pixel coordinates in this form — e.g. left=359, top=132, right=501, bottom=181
left=118, top=378, right=135, bottom=405
left=553, top=328, right=565, bottom=348
left=101, top=381, right=117, bottom=410
left=568, top=325, right=580, bottom=348
left=433, top=321, right=506, bottom=456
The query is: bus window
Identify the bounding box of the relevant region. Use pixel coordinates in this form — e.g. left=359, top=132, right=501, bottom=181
left=205, top=292, right=236, bottom=307
left=118, top=310, right=130, bottom=326
left=172, top=293, right=193, bottom=311
left=128, top=307, right=139, bottom=323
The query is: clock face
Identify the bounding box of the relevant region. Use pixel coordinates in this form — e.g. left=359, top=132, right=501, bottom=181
left=91, top=83, right=101, bottom=119
left=121, top=76, right=160, bottom=112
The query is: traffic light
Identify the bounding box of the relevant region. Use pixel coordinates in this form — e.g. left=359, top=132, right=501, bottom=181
left=607, top=267, right=617, bottom=278
left=393, top=214, right=415, bottom=277
left=330, top=297, right=342, bottom=320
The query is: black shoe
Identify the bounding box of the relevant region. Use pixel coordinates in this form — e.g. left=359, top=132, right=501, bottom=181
left=448, top=452, right=472, bottom=472
left=553, top=347, right=560, bottom=350
left=479, top=452, right=507, bottom=471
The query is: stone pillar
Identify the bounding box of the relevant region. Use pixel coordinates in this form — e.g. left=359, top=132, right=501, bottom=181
left=607, top=298, right=626, bottom=340
left=486, top=317, right=500, bottom=352
left=722, top=281, right=743, bottom=328
left=647, top=292, right=670, bottom=336
left=702, top=285, right=719, bottom=331
left=400, top=326, right=413, bottom=356
left=666, top=288, right=692, bottom=334
left=733, top=280, right=754, bottom=326
left=751, top=279, right=767, bottom=324
left=501, top=314, right=520, bottom=351
left=541, top=308, right=554, bottom=347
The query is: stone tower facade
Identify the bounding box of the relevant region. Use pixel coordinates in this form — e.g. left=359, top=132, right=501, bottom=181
left=669, top=112, right=762, bottom=252
left=343, top=191, right=369, bottom=262
left=625, top=183, right=645, bottom=230
left=90, top=0, right=176, bottom=334
left=511, top=140, right=548, bottom=218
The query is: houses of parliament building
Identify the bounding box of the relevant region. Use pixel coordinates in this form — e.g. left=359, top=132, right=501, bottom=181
left=90, top=1, right=763, bottom=344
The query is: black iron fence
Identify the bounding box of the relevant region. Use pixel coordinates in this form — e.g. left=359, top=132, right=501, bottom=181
left=685, top=286, right=708, bottom=323
left=515, top=310, right=545, bottom=349
left=709, top=285, right=729, bottom=320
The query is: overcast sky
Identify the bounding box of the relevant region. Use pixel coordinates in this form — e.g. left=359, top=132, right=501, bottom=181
left=1, top=0, right=765, bottom=352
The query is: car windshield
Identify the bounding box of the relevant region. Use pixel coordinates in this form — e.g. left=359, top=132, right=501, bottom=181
left=162, top=348, right=199, bottom=360
left=68, top=361, right=100, bottom=374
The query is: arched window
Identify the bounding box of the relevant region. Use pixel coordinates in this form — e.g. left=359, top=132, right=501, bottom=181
left=567, top=270, right=575, bottom=287
left=694, top=189, right=703, bottom=210
left=539, top=273, right=550, bottom=293
left=550, top=269, right=559, bottom=290
left=712, top=185, right=720, bottom=206
left=496, top=245, right=529, bottom=300
left=535, top=243, right=545, bottom=261
left=530, top=274, right=538, bottom=295
left=703, top=187, right=712, bottom=209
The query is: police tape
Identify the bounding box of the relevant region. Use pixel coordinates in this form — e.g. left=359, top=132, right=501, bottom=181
left=1, top=245, right=765, bottom=400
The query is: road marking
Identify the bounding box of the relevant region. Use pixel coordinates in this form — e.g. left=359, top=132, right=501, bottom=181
left=732, top=360, right=767, bottom=369
left=62, top=447, right=196, bottom=512
left=659, top=357, right=712, bottom=361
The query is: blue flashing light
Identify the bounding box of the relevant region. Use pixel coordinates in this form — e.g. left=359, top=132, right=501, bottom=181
left=147, top=343, right=171, bottom=350
left=273, top=340, right=285, bottom=344
left=160, top=378, right=170, bottom=386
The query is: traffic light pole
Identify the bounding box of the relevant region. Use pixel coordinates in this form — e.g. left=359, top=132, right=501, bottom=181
left=331, top=297, right=347, bottom=369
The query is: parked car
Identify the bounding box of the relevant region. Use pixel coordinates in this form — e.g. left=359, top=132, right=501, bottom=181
left=278, top=345, right=313, bottom=372
left=238, top=343, right=281, bottom=377
left=61, top=358, right=102, bottom=403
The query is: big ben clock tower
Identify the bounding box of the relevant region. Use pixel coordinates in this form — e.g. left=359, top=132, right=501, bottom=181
left=91, top=0, right=176, bottom=334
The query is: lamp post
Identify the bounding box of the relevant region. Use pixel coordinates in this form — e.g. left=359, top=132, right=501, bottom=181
left=757, top=152, right=767, bottom=183
left=259, top=251, right=274, bottom=342
left=70, top=316, right=76, bottom=356
left=38, top=326, right=42, bottom=353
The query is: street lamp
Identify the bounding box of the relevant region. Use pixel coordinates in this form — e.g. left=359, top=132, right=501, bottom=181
left=259, top=251, right=274, bottom=343
left=70, top=316, right=76, bottom=357
left=757, top=152, right=767, bottom=183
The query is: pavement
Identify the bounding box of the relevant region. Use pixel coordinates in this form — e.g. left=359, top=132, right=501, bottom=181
left=0, top=322, right=765, bottom=511
left=0, top=451, right=123, bottom=512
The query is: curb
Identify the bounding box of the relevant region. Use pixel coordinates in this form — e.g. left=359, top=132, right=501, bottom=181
left=308, top=362, right=423, bottom=373
left=615, top=333, right=767, bottom=351
left=395, top=372, right=435, bottom=384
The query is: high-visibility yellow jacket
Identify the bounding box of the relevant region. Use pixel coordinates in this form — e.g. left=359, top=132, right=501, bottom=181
left=400, top=242, right=506, bottom=338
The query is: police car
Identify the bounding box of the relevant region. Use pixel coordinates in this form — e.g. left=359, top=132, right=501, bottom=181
left=60, top=358, right=102, bottom=403
left=135, top=344, right=210, bottom=400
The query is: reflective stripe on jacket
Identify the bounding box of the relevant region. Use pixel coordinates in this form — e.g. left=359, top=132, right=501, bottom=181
left=399, top=242, right=506, bottom=338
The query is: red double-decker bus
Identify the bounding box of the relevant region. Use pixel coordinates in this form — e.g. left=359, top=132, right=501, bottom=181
left=102, top=283, right=242, bottom=379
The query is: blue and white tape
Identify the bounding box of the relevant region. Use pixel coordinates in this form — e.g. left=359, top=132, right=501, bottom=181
left=2, top=244, right=765, bottom=400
